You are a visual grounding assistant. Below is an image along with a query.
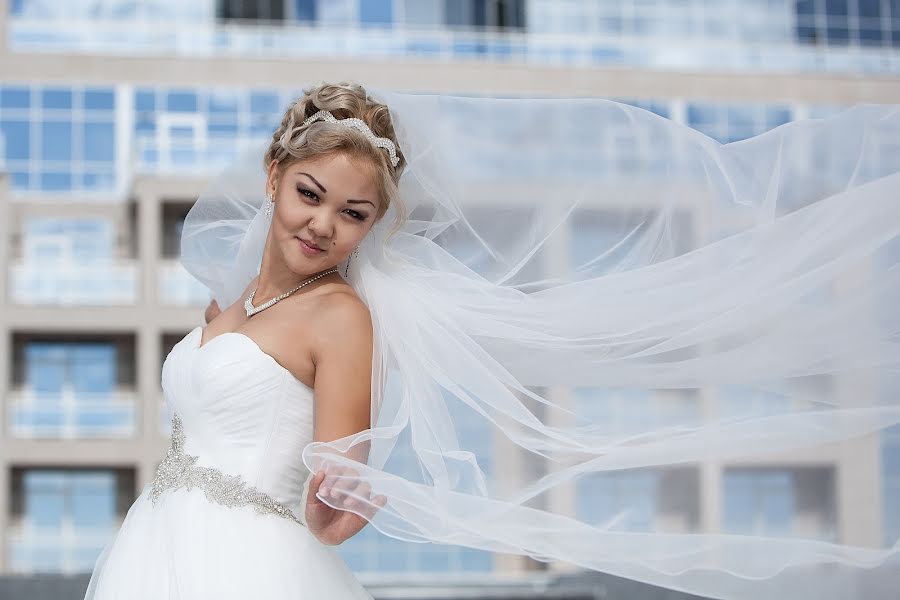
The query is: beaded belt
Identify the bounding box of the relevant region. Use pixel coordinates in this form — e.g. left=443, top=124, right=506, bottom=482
left=150, top=412, right=306, bottom=526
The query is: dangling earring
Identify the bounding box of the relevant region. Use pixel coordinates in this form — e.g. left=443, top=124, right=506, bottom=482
left=264, top=192, right=274, bottom=217
left=345, top=246, right=360, bottom=277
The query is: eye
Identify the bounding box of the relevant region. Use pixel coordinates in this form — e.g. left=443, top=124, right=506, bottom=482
left=344, top=209, right=367, bottom=222
left=297, top=187, right=318, bottom=201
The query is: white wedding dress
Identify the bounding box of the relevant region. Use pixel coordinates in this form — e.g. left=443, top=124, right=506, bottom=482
left=83, top=325, right=374, bottom=599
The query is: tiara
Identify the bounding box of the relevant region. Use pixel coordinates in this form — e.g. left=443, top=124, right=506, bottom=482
left=301, top=109, right=400, bottom=167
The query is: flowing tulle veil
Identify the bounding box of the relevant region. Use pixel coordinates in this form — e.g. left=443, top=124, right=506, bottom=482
left=181, top=89, right=900, bottom=600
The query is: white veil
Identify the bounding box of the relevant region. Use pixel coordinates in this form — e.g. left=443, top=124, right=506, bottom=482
left=181, top=90, right=900, bottom=600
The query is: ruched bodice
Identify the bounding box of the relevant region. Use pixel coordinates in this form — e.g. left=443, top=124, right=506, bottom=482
left=161, top=326, right=315, bottom=512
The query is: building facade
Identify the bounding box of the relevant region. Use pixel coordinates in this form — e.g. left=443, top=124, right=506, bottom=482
left=0, top=0, right=898, bottom=593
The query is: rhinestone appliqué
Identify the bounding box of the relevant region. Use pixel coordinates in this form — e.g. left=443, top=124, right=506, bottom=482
left=150, top=412, right=305, bottom=526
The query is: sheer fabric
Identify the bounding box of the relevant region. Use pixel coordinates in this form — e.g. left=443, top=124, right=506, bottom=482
left=181, top=92, right=900, bottom=600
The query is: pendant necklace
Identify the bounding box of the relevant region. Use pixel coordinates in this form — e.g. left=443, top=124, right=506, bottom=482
left=244, top=268, right=338, bottom=317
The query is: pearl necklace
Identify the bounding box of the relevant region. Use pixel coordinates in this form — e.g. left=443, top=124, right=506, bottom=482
left=244, top=268, right=338, bottom=317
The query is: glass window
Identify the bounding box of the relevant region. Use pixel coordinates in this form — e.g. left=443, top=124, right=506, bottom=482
left=723, top=470, right=793, bottom=535
left=217, top=0, right=285, bottom=21
left=24, top=472, right=66, bottom=529
left=404, top=0, right=440, bottom=25
left=166, top=90, right=198, bottom=113
left=26, top=344, right=67, bottom=396
left=24, top=217, right=113, bottom=262
left=71, top=344, right=116, bottom=396
left=23, top=470, right=118, bottom=534
left=317, top=0, right=355, bottom=25
left=208, top=90, right=240, bottom=114
left=39, top=172, right=72, bottom=191
left=41, top=120, right=72, bottom=161
left=1, top=86, right=31, bottom=109
left=294, top=0, right=316, bottom=21
left=825, top=0, right=849, bottom=16
left=40, top=88, right=72, bottom=110
left=577, top=470, right=657, bottom=531
left=360, top=0, right=393, bottom=25
left=1, top=119, right=30, bottom=160
left=82, top=121, right=115, bottom=163
left=70, top=474, right=116, bottom=528
left=84, top=89, right=115, bottom=111
left=250, top=91, right=280, bottom=114
left=25, top=341, right=116, bottom=397
left=135, top=89, right=156, bottom=112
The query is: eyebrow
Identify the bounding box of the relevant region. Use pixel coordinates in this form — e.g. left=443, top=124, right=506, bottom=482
left=297, top=171, right=377, bottom=208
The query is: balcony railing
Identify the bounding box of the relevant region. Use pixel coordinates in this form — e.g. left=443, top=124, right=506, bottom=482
left=7, top=524, right=115, bottom=575
left=8, top=18, right=900, bottom=75
left=134, top=136, right=266, bottom=175
left=158, top=259, right=211, bottom=306
left=10, top=261, right=138, bottom=306
left=7, top=389, right=137, bottom=439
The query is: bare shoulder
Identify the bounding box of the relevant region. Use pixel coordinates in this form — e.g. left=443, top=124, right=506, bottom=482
left=309, top=286, right=373, bottom=359
left=315, top=287, right=373, bottom=335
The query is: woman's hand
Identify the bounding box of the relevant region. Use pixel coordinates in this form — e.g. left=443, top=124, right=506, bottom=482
left=304, top=466, right=387, bottom=546
left=204, top=299, right=221, bottom=324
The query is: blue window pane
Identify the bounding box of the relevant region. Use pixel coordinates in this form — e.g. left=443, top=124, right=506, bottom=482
left=41, top=88, right=73, bottom=110
left=41, top=120, right=72, bottom=161
left=135, top=90, right=156, bottom=112
left=71, top=475, right=116, bottom=528
left=827, top=24, right=850, bottom=44
left=1, top=86, right=30, bottom=109
left=825, top=0, right=849, bottom=16
left=26, top=344, right=66, bottom=395
left=83, top=121, right=116, bottom=162
left=84, top=89, right=115, bottom=111
left=166, top=91, right=198, bottom=113
left=250, top=92, right=279, bottom=114
left=1, top=119, right=30, bottom=160
left=208, top=91, right=239, bottom=114
left=208, top=121, right=239, bottom=136
left=858, top=0, right=881, bottom=17
left=859, top=28, right=884, bottom=46
left=360, top=0, right=393, bottom=25
left=11, top=171, right=29, bottom=188
left=40, top=172, right=72, bottom=191
left=24, top=473, right=65, bottom=528
left=460, top=548, right=492, bottom=571
left=71, top=345, right=116, bottom=396
left=294, top=0, right=316, bottom=21
left=135, top=114, right=155, bottom=135
left=82, top=172, right=115, bottom=189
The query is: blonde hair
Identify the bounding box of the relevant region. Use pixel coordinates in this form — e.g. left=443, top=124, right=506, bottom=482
left=264, top=82, right=406, bottom=232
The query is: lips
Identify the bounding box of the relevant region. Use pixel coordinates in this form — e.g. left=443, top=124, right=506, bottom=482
left=297, top=237, right=324, bottom=253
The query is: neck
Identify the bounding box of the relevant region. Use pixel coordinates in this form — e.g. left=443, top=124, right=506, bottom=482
left=256, top=239, right=334, bottom=302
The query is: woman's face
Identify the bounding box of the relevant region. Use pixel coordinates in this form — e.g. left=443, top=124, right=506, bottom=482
left=266, top=153, right=381, bottom=276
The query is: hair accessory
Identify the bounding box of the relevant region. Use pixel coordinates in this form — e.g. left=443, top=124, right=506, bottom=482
left=301, top=109, right=400, bottom=167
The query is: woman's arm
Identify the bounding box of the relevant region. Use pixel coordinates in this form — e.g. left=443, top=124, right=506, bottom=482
left=302, top=293, right=385, bottom=545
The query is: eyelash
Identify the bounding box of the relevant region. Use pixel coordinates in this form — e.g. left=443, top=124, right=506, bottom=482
left=297, top=187, right=367, bottom=222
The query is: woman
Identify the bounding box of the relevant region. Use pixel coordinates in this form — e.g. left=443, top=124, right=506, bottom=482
left=85, top=83, right=397, bottom=598
left=86, top=82, right=900, bottom=599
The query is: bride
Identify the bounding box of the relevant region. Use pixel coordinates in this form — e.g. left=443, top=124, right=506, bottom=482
left=85, top=82, right=900, bottom=599
left=84, top=83, right=397, bottom=598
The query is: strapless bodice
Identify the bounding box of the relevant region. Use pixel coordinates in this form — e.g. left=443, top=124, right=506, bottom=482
left=160, top=326, right=315, bottom=513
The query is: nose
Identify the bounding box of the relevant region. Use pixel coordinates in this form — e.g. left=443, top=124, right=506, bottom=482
left=307, top=212, right=334, bottom=241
